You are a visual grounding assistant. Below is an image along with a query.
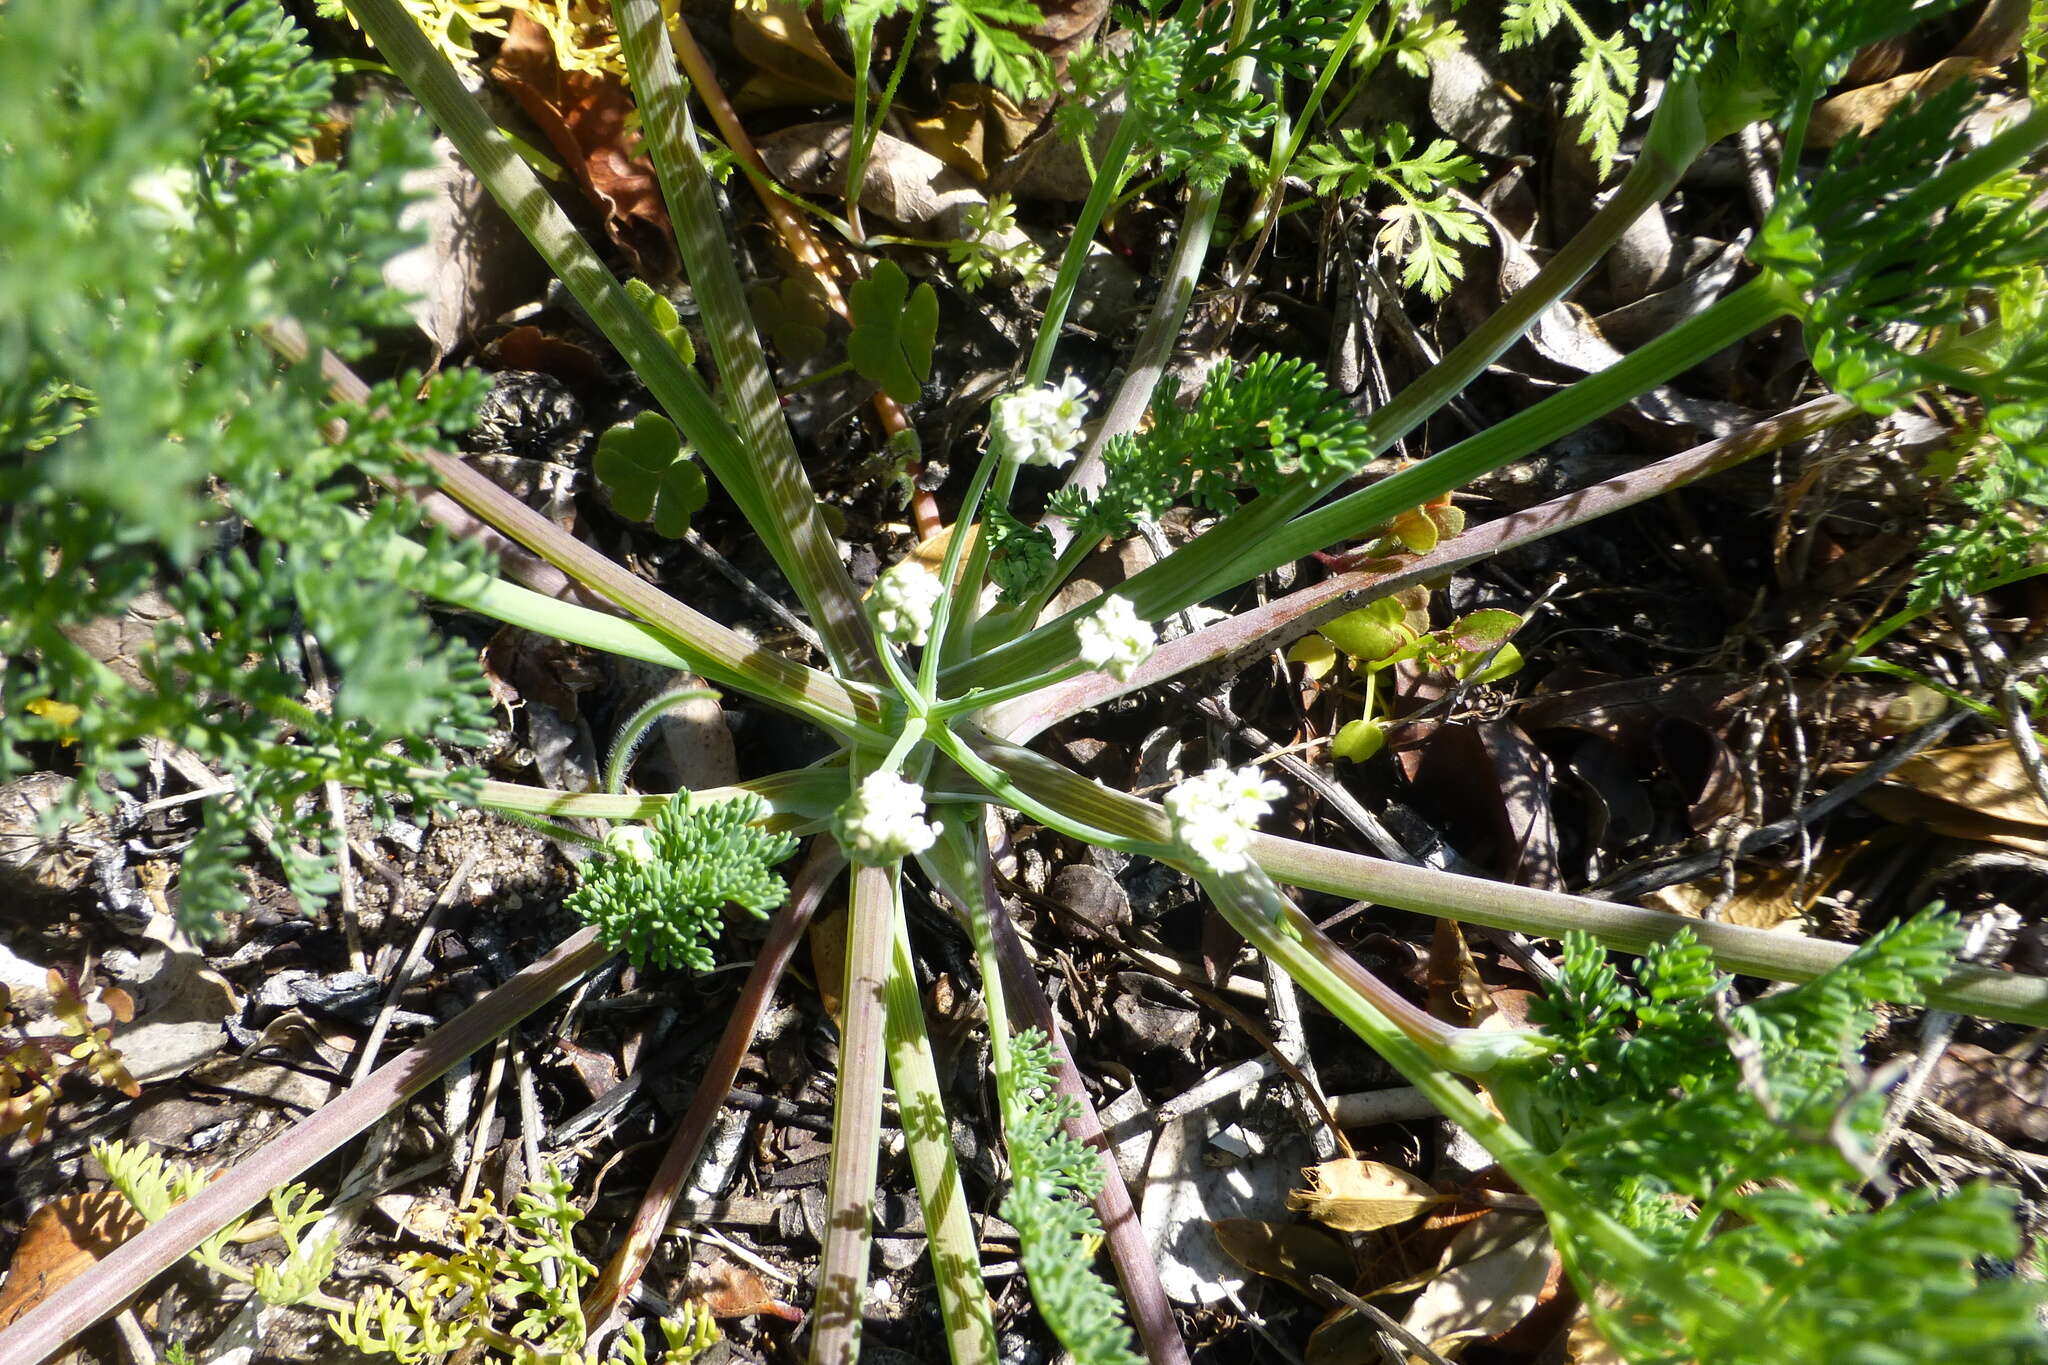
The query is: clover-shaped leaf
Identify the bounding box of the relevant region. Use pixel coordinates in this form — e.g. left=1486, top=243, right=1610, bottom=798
left=848, top=259, right=938, bottom=404
left=595, top=411, right=706, bottom=538
left=748, top=278, right=831, bottom=362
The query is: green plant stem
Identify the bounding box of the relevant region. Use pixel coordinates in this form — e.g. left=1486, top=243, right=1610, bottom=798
left=1240, top=0, right=1380, bottom=244
left=960, top=728, right=2048, bottom=1027
left=1193, top=864, right=1729, bottom=1329
left=396, top=456, right=888, bottom=743
left=925, top=453, right=1006, bottom=693
left=1025, top=111, right=1146, bottom=386
left=476, top=770, right=841, bottom=829
left=1273, top=276, right=1788, bottom=558
left=929, top=727, right=1175, bottom=862
left=346, top=0, right=875, bottom=679
left=948, top=98, right=1710, bottom=691
left=1835, top=564, right=2048, bottom=662
left=881, top=897, right=1001, bottom=1365
left=615, top=0, right=879, bottom=677
left=602, top=685, right=720, bottom=794
left=931, top=660, right=1089, bottom=721
left=1052, top=6, right=1260, bottom=516
left=809, top=862, right=898, bottom=1365
left=841, top=0, right=925, bottom=243
left=979, top=375, right=1832, bottom=737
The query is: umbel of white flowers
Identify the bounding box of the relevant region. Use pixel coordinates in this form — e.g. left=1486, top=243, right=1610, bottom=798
left=993, top=376, right=1089, bottom=467
left=870, top=558, right=944, bottom=647
left=1075, top=594, right=1156, bottom=681
left=835, top=770, right=939, bottom=864
left=1164, top=764, right=1287, bottom=874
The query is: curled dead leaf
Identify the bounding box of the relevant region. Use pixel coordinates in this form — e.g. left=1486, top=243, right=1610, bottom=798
left=1287, top=1158, right=1449, bottom=1234
left=1847, top=741, right=2048, bottom=856
left=0, top=1191, right=147, bottom=1328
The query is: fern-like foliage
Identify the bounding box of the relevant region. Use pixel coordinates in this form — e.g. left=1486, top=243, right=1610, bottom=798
left=1523, top=914, right=2048, bottom=1363
left=567, top=793, right=799, bottom=971
left=95, top=1139, right=340, bottom=1308
left=998, top=1030, right=1143, bottom=1365
left=1755, top=85, right=2048, bottom=418
left=1634, top=0, right=1966, bottom=134
left=985, top=505, right=1057, bottom=604
left=1499, top=0, right=1638, bottom=179
left=1061, top=1, right=1352, bottom=193
left=931, top=0, right=1053, bottom=101
left=1906, top=257, right=2048, bottom=607
left=1296, top=124, right=1486, bottom=298
left=1049, top=355, right=1374, bottom=541
left=1, top=0, right=496, bottom=936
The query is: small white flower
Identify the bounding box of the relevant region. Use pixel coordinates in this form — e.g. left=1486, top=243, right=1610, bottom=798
left=1163, top=764, right=1287, bottom=874
left=604, top=825, right=656, bottom=863
left=871, top=559, right=944, bottom=646
left=992, top=377, right=1089, bottom=467
left=835, top=770, right=939, bottom=864
left=1075, top=594, right=1156, bottom=681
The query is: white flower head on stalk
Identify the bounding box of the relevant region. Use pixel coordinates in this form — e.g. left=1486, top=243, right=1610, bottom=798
left=1164, top=764, right=1288, bottom=875
left=1075, top=594, right=1157, bottom=682
left=871, top=558, right=944, bottom=646
left=835, top=770, right=939, bottom=864
left=993, top=376, right=1089, bottom=467
left=603, top=824, right=656, bottom=863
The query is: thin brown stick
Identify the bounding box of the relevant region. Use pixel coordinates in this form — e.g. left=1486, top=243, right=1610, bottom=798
left=583, top=839, right=844, bottom=1323
left=0, top=929, right=613, bottom=1365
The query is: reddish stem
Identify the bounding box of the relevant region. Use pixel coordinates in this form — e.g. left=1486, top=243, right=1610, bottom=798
left=662, top=17, right=943, bottom=540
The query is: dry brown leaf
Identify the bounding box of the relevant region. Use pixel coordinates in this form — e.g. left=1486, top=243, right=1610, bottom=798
left=1211, top=1219, right=1354, bottom=1303
left=1287, top=1159, right=1448, bottom=1234
left=0, top=1191, right=147, bottom=1328
left=910, top=84, right=1041, bottom=180
left=1644, top=842, right=1861, bottom=931
left=489, top=15, right=672, bottom=275
left=1399, top=1218, right=1555, bottom=1360
left=731, top=0, right=855, bottom=110
left=1849, top=741, right=2048, bottom=855
left=688, top=1259, right=803, bottom=1321
left=1807, top=56, right=1995, bottom=147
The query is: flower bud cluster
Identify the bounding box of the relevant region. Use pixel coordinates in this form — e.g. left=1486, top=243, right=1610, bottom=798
left=1164, top=764, right=1287, bottom=874
left=1074, top=594, right=1156, bottom=681
left=834, top=770, right=939, bottom=864
left=993, top=377, right=1089, bottom=467
left=871, top=559, right=944, bottom=646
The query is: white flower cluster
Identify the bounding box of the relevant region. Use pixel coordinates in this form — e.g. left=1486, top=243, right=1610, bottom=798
left=1164, top=764, right=1287, bottom=874
left=603, top=825, right=656, bottom=863
left=992, top=377, right=1088, bottom=467
left=871, top=559, right=944, bottom=646
left=1075, top=594, right=1157, bottom=681
left=834, top=770, right=939, bottom=864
